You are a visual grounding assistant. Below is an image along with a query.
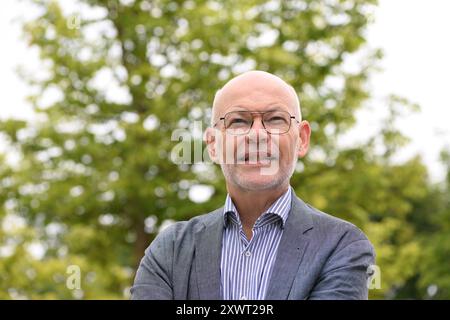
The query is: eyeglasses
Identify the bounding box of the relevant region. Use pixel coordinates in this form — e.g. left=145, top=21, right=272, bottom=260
left=213, top=110, right=299, bottom=135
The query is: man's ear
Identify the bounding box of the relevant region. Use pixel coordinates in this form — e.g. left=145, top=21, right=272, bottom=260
left=298, top=120, right=311, bottom=158
left=204, top=127, right=219, bottom=163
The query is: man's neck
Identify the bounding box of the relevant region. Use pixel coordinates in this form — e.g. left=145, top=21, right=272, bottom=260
left=227, top=182, right=290, bottom=232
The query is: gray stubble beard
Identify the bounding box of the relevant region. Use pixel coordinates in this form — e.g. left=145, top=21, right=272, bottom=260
left=220, top=157, right=297, bottom=192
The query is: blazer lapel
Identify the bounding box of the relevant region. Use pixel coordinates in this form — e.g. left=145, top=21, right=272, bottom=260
left=265, top=195, right=314, bottom=299
left=194, top=208, right=224, bottom=300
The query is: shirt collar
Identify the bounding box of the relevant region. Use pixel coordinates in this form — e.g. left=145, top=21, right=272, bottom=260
left=223, top=186, right=292, bottom=229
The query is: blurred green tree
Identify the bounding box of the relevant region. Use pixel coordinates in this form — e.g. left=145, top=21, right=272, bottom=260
left=393, top=149, right=450, bottom=299
left=0, top=0, right=447, bottom=299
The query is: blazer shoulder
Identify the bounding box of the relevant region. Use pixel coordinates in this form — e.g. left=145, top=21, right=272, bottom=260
left=297, top=197, right=371, bottom=245
left=155, top=207, right=223, bottom=243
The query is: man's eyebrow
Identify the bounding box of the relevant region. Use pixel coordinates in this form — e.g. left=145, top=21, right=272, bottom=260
left=226, top=104, right=289, bottom=112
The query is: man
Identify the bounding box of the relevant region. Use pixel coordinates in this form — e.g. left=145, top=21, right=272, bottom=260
left=131, top=70, right=375, bottom=300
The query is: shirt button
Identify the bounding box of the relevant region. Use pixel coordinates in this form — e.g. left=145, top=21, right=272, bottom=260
left=240, top=296, right=247, bottom=300
left=245, top=251, right=251, bottom=257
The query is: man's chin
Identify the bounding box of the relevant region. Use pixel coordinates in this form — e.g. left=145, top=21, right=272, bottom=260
left=221, top=164, right=290, bottom=191
left=231, top=174, right=282, bottom=191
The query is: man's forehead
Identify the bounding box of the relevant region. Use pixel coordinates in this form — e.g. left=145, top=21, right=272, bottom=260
left=215, top=83, right=298, bottom=112
left=219, top=86, right=290, bottom=103
left=217, top=74, right=294, bottom=99
left=211, top=71, right=301, bottom=123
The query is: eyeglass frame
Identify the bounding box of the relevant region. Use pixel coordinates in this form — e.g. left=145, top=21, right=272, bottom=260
left=212, top=110, right=300, bottom=135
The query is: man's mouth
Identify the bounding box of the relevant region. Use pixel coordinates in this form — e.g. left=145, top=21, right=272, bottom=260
left=239, top=152, right=277, bottom=164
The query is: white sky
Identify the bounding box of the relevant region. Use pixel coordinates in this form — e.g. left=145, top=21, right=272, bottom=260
left=363, top=0, right=450, bottom=182
left=1, top=0, right=449, bottom=182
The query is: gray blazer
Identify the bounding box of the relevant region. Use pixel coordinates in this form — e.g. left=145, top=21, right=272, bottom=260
left=131, top=193, right=375, bottom=300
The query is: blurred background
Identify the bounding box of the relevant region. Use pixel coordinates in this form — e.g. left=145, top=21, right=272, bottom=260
left=0, top=0, right=449, bottom=299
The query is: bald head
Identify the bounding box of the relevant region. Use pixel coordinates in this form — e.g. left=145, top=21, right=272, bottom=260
left=211, top=70, right=301, bottom=126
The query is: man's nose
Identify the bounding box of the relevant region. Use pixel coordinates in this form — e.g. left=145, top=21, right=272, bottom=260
left=247, top=116, right=268, bottom=143
left=251, top=117, right=265, bottom=131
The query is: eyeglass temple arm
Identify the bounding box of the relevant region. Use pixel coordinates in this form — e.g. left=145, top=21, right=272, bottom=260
left=212, top=117, right=225, bottom=128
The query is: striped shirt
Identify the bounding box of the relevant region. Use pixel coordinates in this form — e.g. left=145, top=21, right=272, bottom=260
left=220, top=187, right=292, bottom=300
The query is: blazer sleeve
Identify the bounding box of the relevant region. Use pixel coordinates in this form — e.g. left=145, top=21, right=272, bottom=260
left=308, top=228, right=376, bottom=300
left=130, top=225, right=175, bottom=300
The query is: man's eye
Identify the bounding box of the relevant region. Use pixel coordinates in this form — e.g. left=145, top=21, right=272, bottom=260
left=230, top=118, right=248, bottom=124
left=267, top=117, right=286, bottom=122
